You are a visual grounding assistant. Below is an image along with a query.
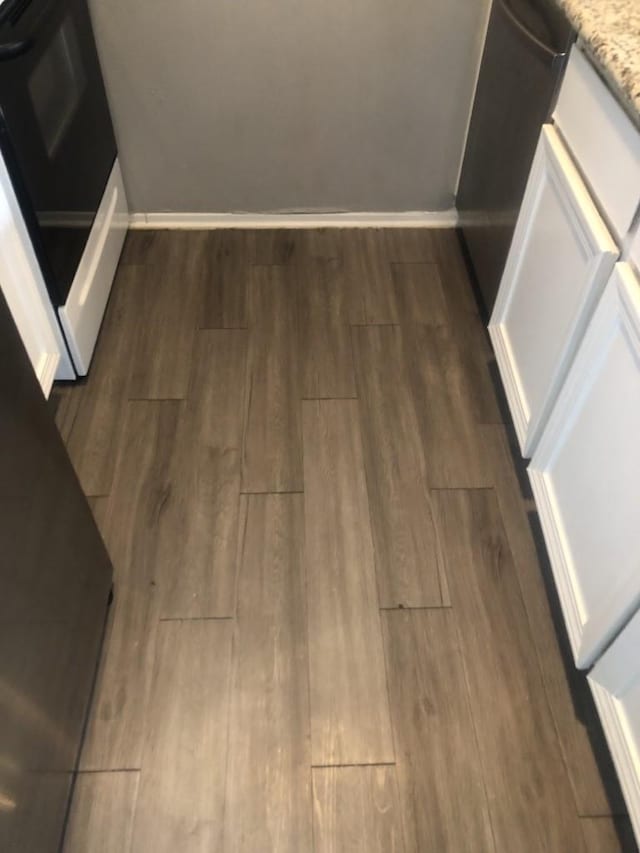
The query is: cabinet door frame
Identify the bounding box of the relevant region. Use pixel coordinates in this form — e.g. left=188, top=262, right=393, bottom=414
left=529, top=262, right=640, bottom=668
left=490, top=124, right=618, bottom=456
left=589, top=610, right=640, bottom=845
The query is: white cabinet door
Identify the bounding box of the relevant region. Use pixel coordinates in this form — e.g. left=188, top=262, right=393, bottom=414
left=529, top=263, right=640, bottom=668
left=489, top=124, right=618, bottom=456
left=589, top=610, right=640, bottom=846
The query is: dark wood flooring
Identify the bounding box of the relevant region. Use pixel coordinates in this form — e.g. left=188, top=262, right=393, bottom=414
left=55, top=228, right=636, bottom=852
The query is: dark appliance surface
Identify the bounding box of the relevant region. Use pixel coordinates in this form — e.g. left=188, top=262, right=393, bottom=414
left=0, top=289, right=113, bottom=850
left=0, top=0, right=116, bottom=306
left=457, top=0, right=574, bottom=317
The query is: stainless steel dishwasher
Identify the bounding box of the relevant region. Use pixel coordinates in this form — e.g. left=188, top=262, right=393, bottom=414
left=457, top=0, right=574, bottom=316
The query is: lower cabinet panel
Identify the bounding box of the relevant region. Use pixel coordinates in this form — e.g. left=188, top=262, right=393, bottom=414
left=528, top=262, right=640, bottom=668
left=490, top=124, right=618, bottom=456
left=590, top=610, right=640, bottom=846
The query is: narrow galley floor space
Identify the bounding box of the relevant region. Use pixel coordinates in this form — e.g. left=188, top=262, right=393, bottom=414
left=52, top=228, right=636, bottom=853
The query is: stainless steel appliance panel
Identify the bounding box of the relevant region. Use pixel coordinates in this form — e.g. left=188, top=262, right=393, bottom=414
left=0, top=289, right=113, bottom=851
left=457, top=0, right=574, bottom=315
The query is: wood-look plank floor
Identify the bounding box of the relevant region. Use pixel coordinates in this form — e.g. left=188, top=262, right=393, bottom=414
left=224, top=494, right=311, bottom=852
left=303, top=399, right=394, bottom=766
left=157, top=329, right=247, bottom=619
left=382, top=609, right=494, bottom=852
left=131, top=619, right=233, bottom=853
left=312, top=766, right=405, bottom=853
left=352, top=325, right=443, bottom=607
left=79, top=400, right=180, bottom=771
left=58, top=229, right=635, bottom=853
left=241, top=265, right=303, bottom=493
left=64, top=772, right=139, bottom=853
left=432, top=488, right=587, bottom=851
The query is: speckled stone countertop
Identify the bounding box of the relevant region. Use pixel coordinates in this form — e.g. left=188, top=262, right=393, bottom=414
left=555, top=0, right=640, bottom=124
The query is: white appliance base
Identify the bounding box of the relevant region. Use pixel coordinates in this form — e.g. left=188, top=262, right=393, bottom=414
left=58, top=158, right=129, bottom=375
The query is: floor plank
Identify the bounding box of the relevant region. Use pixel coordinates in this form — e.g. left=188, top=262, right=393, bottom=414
left=242, top=266, right=303, bottom=492
left=581, top=817, right=638, bottom=852
left=131, top=619, right=233, bottom=853
left=119, top=230, right=164, bottom=266
left=63, top=772, right=139, bottom=853
left=55, top=266, right=142, bottom=495
left=250, top=229, right=296, bottom=265
left=382, top=609, right=495, bottom=852
left=313, top=766, right=406, bottom=853
left=431, top=229, right=479, bottom=319
left=342, top=230, right=397, bottom=324
left=389, top=262, right=448, bottom=325
left=200, top=230, right=249, bottom=329
left=158, top=330, right=247, bottom=619
left=452, top=312, right=504, bottom=424
left=224, top=494, right=312, bottom=852
left=303, top=399, right=394, bottom=765
left=297, top=228, right=340, bottom=261
left=483, top=424, right=624, bottom=816
left=80, top=401, right=180, bottom=770
left=127, top=232, right=207, bottom=400
left=297, top=258, right=357, bottom=399
left=352, top=325, right=443, bottom=607
left=431, top=489, right=586, bottom=851
left=383, top=228, right=437, bottom=263
left=405, top=323, right=492, bottom=488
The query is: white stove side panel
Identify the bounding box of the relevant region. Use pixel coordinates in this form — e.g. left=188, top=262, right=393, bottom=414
left=59, top=158, right=129, bottom=375
left=0, top=149, right=74, bottom=394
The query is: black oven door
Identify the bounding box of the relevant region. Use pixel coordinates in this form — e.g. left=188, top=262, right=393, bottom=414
left=0, top=0, right=116, bottom=306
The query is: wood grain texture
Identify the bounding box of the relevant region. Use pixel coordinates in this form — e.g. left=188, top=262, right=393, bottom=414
left=127, top=232, right=207, bottom=400
left=297, top=228, right=340, bottom=261
left=452, top=312, right=504, bottom=425
left=55, top=265, right=142, bottom=495
left=297, top=258, right=357, bottom=399
left=200, top=230, right=249, bottom=329
left=342, top=229, right=397, bottom=324
left=382, top=609, right=495, bottom=853
left=242, top=266, right=302, bottom=492
left=131, top=619, right=233, bottom=853
left=224, top=494, right=312, bottom=852
left=250, top=229, right=296, bottom=265
left=431, top=489, right=586, bottom=852
left=482, top=424, right=624, bottom=816
left=383, top=228, right=437, bottom=263
left=63, top=772, right=139, bottom=853
left=303, top=399, right=394, bottom=765
left=119, top=229, right=164, bottom=266
left=158, top=330, right=247, bottom=618
left=352, top=325, right=443, bottom=607
left=389, top=262, right=448, bottom=325
left=581, top=817, right=638, bottom=852
left=313, top=766, right=406, bottom=853
left=405, top=323, right=492, bottom=488
left=431, top=229, right=479, bottom=319
left=80, top=401, right=180, bottom=770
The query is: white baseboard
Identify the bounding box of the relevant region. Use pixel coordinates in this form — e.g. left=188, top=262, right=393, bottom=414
left=128, top=210, right=459, bottom=230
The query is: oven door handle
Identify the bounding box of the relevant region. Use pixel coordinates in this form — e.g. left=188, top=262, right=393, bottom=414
left=0, top=38, right=33, bottom=60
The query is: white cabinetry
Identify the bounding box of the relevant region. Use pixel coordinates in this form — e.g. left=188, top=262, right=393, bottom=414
left=529, top=263, right=640, bottom=668
left=489, top=124, right=618, bottom=455
left=554, top=46, right=640, bottom=241
left=590, top=609, right=640, bottom=840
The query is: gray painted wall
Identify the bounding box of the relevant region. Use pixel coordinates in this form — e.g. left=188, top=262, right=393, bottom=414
left=89, top=0, right=490, bottom=213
